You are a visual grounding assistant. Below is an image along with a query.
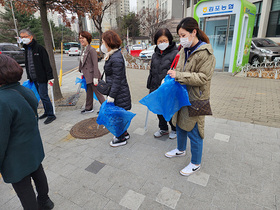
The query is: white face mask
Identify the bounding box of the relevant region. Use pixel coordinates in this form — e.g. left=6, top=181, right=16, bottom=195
left=180, top=37, right=192, bottom=48
left=157, top=42, right=169, bottom=51
left=22, top=38, right=31, bottom=45
left=101, top=44, right=108, bottom=53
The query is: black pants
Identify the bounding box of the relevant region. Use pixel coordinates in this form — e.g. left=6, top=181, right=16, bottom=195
left=157, top=115, right=176, bottom=131
left=12, top=164, right=50, bottom=210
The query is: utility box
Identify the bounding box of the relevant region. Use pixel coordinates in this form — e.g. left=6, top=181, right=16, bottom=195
left=194, top=0, right=256, bottom=73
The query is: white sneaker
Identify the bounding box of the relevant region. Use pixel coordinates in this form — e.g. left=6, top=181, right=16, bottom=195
left=154, top=130, right=169, bottom=138
left=165, top=148, right=186, bottom=158
left=81, top=109, right=94, bottom=114
left=180, top=162, right=200, bottom=176
left=169, top=130, right=177, bottom=139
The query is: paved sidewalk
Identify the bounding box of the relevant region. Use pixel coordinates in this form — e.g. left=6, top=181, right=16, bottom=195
left=1, top=61, right=280, bottom=210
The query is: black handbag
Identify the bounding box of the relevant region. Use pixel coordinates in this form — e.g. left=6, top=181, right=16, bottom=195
left=187, top=99, right=212, bottom=117
left=97, top=72, right=111, bottom=95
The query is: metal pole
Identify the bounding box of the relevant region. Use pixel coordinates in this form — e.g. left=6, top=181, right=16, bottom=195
left=10, top=0, right=20, bottom=48
left=182, top=0, right=184, bottom=18
left=59, top=42, right=63, bottom=86
left=144, top=107, right=149, bottom=131
left=48, top=19, right=55, bottom=51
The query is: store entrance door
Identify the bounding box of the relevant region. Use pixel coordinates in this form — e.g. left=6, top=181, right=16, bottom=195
left=202, top=15, right=235, bottom=71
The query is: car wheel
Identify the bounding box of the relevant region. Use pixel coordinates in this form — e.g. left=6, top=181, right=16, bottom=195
left=251, top=56, right=260, bottom=64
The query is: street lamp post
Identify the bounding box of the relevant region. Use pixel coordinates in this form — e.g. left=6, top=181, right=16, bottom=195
left=10, top=0, right=21, bottom=47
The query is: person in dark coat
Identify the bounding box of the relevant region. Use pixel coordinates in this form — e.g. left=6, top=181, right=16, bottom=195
left=0, top=54, right=54, bottom=210
left=20, top=29, right=56, bottom=124
left=79, top=31, right=105, bottom=114
left=100, top=30, right=132, bottom=147
left=147, top=28, right=178, bottom=139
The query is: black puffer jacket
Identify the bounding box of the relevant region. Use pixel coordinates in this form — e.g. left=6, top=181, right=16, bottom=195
left=23, top=39, right=53, bottom=83
left=104, top=49, right=131, bottom=110
left=147, top=42, right=178, bottom=92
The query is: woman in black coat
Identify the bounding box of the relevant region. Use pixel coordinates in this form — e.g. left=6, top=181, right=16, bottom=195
left=147, top=28, right=178, bottom=139
left=100, top=30, right=132, bottom=147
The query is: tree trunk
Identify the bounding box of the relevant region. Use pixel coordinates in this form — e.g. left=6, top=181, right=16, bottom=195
left=38, top=0, right=63, bottom=100
left=78, top=15, right=83, bottom=33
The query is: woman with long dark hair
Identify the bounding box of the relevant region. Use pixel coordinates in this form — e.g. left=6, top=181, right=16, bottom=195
left=165, top=17, right=216, bottom=176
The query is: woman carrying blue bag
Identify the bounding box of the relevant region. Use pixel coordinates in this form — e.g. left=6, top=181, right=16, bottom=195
left=165, top=17, right=216, bottom=176
left=100, top=30, right=132, bottom=147
left=147, top=28, right=178, bottom=139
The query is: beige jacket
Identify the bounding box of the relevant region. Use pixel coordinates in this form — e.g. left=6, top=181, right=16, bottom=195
left=79, top=45, right=101, bottom=84
left=172, top=43, right=216, bottom=138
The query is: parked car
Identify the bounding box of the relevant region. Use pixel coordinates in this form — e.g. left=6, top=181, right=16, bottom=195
left=139, top=45, right=156, bottom=59
left=68, top=47, right=81, bottom=56
left=249, top=38, right=280, bottom=64
left=0, top=43, right=25, bottom=64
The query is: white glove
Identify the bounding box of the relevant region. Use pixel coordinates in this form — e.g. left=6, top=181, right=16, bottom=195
left=93, top=78, right=98, bottom=86
left=107, top=96, right=114, bottom=103
left=49, top=79, right=54, bottom=84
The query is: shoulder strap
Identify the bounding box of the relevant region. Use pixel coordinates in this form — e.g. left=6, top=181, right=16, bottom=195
left=101, top=71, right=105, bottom=80
left=10, top=88, right=38, bottom=120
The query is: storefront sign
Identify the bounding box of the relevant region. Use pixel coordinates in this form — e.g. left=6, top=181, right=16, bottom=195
left=202, top=4, right=234, bottom=15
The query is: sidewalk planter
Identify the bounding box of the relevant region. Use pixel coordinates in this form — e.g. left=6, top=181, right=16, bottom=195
left=246, top=68, right=280, bottom=79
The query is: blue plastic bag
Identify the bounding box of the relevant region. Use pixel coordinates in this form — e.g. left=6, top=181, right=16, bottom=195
left=96, top=101, right=136, bottom=137
left=75, top=77, right=98, bottom=100
left=139, top=75, right=191, bottom=121
left=75, top=77, right=87, bottom=91
left=22, top=80, right=40, bottom=102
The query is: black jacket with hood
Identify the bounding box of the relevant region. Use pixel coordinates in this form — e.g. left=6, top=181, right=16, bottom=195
left=104, top=49, right=131, bottom=110
left=23, top=39, right=53, bottom=83
left=147, top=42, right=178, bottom=92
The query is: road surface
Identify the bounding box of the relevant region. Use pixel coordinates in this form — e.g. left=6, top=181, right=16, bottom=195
left=20, top=54, right=80, bottom=84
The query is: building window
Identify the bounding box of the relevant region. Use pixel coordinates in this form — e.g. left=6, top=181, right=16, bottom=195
left=194, top=0, right=198, bottom=5
left=267, top=0, right=280, bottom=37
left=253, top=1, right=262, bottom=37
left=187, top=0, right=190, bottom=8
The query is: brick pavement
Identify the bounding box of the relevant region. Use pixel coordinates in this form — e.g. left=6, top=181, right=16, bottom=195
left=1, top=61, right=280, bottom=210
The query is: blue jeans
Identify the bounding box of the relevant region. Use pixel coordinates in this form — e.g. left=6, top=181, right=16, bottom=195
left=34, top=82, right=54, bottom=116
left=177, top=124, right=203, bottom=165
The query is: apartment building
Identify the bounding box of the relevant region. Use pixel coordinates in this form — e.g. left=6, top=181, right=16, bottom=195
left=116, top=0, right=130, bottom=17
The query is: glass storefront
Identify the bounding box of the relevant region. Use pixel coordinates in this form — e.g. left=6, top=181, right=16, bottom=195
left=200, top=15, right=235, bottom=71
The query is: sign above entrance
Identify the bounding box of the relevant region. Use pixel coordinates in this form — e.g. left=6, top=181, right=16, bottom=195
left=202, top=4, right=234, bottom=15
left=196, top=0, right=241, bottom=17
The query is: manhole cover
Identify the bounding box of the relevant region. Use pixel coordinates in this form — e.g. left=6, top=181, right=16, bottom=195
left=70, top=117, right=109, bottom=139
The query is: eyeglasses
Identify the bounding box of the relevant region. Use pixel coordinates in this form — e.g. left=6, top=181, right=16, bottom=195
left=20, top=35, right=30, bottom=39
left=79, top=37, right=86, bottom=40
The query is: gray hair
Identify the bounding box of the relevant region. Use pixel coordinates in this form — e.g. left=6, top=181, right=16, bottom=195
left=19, top=29, right=33, bottom=36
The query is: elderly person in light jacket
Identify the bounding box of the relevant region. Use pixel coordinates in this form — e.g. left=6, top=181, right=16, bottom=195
left=165, top=17, right=216, bottom=176
left=79, top=31, right=105, bottom=114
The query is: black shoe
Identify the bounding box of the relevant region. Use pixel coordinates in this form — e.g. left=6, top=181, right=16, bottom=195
left=44, top=116, right=56, bottom=124
left=124, top=132, right=130, bottom=140
left=38, top=198, right=54, bottom=210
left=81, top=109, right=94, bottom=114
left=39, top=113, right=48, bottom=119
left=109, top=137, right=127, bottom=147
